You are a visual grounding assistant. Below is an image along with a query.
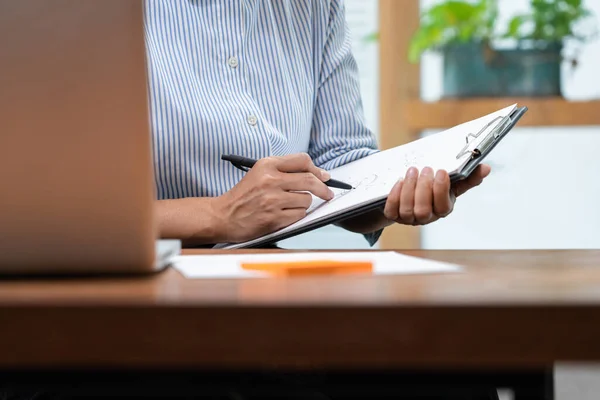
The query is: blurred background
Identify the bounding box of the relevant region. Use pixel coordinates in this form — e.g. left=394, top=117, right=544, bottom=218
left=281, top=0, right=600, bottom=251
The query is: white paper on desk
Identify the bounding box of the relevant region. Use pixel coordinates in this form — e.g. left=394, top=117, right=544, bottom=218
left=216, top=104, right=517, bottom=249
left=171, top=251, right=461, bottom=279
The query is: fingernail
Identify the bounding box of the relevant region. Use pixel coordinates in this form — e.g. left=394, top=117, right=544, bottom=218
left=422, top=167, right=433, bottom=177
left=435, top=170, right=446, bottom=182
left=321, top=169, right=331, bottom=181
left=328, top=189, right=335, bottom=199
left=406, top=167, right=418, bottom=179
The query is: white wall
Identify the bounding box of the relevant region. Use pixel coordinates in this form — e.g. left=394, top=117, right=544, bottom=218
left=420, top=0, right=600, bottom=250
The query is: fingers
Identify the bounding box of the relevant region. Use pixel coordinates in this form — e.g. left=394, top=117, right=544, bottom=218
left=399, top=167, right=418, bottom=224
left=453, top=164, right=491, bottom=197
left=281, top=172, right=334, bottom=201
left=432, top=169, right=453, bottom=218
left=387, top=167, right=455, bottom=225
left=282, top=192, right=314, bottom=210
left=383, top=179, right=403, bottom=220
left=255, top=153, right=333, bottom=200
left=274, top=153, right=330, bottom=182
left=413, top=167, right=434, bottom=224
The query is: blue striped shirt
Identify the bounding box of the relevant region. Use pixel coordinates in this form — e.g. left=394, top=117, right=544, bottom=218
left=144, top=0, right=381, bottom=244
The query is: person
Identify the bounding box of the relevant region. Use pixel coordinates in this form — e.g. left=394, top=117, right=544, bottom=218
left=145, top=0, right=490, bottom=248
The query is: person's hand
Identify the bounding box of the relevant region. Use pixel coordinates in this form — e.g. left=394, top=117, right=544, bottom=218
left=383, top=164, right=491, bottom=226
left=212, top=153, right=334, bottom=242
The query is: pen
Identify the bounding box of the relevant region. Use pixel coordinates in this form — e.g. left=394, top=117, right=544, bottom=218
left=221, top=154, right=354, bottom=190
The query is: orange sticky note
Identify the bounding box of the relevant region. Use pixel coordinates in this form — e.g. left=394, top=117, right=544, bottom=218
left=241, top=260, right=373, bottom=277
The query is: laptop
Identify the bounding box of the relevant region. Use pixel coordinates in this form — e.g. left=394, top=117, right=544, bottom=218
left=0, top=0, right=180, bottom=274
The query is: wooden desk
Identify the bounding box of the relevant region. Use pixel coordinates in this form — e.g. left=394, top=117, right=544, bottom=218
left=1, top=250, right=600, bottom=370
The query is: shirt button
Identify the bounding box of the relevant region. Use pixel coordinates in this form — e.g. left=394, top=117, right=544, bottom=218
left=247, top=115, right=258, bottom=126
left=228, top=56, right=239, bottom=68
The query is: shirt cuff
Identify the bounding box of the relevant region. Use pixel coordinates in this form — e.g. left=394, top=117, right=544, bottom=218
left=363, top=228, right=383, bottom=247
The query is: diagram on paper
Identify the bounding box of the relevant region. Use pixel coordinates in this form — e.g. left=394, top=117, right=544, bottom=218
left=303, top=152, right=427, bottom=217
left=403, top=151, right=425, bottom=169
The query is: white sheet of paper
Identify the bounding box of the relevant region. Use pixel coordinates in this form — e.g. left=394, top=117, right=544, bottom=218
left=171, top=251, right=462, bottom=279
left=216, top=104, right=517, bottom=249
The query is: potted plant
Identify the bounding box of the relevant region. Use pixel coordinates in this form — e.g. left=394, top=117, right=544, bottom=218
left=407, top=0, right=597, bottom=98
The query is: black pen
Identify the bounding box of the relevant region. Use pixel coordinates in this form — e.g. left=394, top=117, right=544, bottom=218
left=221, top=154, right=354, bottom=190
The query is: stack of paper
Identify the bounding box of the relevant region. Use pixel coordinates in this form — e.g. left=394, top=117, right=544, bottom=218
left=171, top=251, right=462, bottom=279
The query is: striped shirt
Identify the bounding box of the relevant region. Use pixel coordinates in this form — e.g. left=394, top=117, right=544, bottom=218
left=144, top=0, right=381, bottom=244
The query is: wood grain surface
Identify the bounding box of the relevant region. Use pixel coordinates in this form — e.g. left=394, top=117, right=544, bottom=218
left=1, top=250, right=600, bottom=369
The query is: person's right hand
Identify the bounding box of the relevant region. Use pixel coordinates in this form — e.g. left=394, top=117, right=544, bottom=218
left=212, top=153, right=334, bottom=243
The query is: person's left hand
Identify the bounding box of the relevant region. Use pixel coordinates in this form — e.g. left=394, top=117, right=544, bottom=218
left=383, top=164, right=491, bottom=226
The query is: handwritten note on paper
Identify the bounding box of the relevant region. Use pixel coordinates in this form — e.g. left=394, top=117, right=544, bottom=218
left=216, top=104, right=517, bottom=249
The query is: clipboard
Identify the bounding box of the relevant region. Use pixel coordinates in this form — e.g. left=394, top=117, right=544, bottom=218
left=216, top=105, right=528, bottom=249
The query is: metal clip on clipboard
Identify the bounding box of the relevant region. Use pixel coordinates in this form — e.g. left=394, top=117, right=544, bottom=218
left=456, top=114, right=513, bottom=160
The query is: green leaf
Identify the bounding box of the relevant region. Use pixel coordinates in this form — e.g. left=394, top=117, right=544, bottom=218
left=407, top=0, right=499, bottom=63
left=405, top=0, right=597, bottom=63
left=362, top=32, right=379, bottom=42
left=506, top=15, right=525, bottom=38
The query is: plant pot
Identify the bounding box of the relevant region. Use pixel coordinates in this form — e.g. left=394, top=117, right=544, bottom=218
left=442, top=41, right=562, bottom=98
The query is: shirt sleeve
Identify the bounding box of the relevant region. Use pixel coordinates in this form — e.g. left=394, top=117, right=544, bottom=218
left=308, top=0, right=382, bottom=247
left=308, top=0, right=378, bottom=170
